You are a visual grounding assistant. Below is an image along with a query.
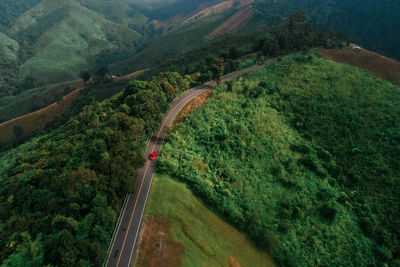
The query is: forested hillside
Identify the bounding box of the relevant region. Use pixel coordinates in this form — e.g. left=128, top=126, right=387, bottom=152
left=250, top=0, right=400, bottom=60
left=157, top=55, right=400, bottom=266
left=0, top=0, right=228, bottom=98
left=0, top=12, right=342, bottom=148
left=0, top=72, right=190, bottom=266
left=2, top=0, right=399, bottom=99
left=0, top=0, right=399, bottom=266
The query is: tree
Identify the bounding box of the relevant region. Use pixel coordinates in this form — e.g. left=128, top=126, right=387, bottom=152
left=288, top=11, right=309, bottom=49
left=80, top=71, right=91, bottom=83
left=198, top=71, right=212, bottom=85
left=211, top=57, right=224, bottom=85
left=97, top=66, right=109, bottom=78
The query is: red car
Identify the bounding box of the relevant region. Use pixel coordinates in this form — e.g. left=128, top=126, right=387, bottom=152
left=149, top=151, right=158, bottom=161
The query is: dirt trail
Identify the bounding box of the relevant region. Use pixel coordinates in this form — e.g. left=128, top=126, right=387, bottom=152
left=206, top=6, right=254, bottom=39
left=0, top=69, right=147, bottom=144
left=322, top=44, right=400, bottom=84
left=172, top=89, right=213, bottom=128
left=133, top=214, right=183, bottom=267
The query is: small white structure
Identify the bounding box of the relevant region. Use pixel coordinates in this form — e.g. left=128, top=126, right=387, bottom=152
left=352, top=46, right=362, bottom=51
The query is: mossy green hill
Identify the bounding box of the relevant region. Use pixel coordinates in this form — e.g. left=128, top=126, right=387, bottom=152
left=157, top=54, right=400, bottom=266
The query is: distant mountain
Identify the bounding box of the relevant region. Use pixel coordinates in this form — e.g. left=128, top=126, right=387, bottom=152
left=0, top=0, right=399, bottom=98
left=250, top=0, right=400, bottom=61
left=0, top=0, right=229, bottom=97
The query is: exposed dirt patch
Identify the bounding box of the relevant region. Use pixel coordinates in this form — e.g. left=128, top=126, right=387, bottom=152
left=228, top=256, right=242, bottom=267
left=134, top=214, right=183, bottom=267
left=184, top=0, right=235, bottom=24
left=184, top=0, right=253, bottom=24
left=151, top=14, right=185, bottom=30
left=322, top=44, right=400, bottom=84
left=206, top=6, right=254, bottom=39
left=173, top=89, right=213, bottom=128
left=0, top=87, right=82, bottom=143
left=0, top=69, right=147, bottom=144
left=114, top=68, right=149, bottom=81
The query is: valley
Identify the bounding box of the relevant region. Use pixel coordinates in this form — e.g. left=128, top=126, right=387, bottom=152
left=0, top=1, right=399, bottom=266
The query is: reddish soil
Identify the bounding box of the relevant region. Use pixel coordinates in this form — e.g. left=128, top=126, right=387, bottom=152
left=206, top=6, right=254, bottom=39
left=152, top=0, right=254, bottom=29
left=134, top=214, right=183, bottom=267
left=228, top=256, right=242, bottom=267
left=0, top=69, right=147, bottom=144
left=322, top=44, right=400, bottom=84
left=114, top=69, right=149, bottom=81
left=0, top=87, right=82, bottom=143
left=184, top=0, right=236, bottom=24
left=172, top=89, right=213, bottom=128
left=151, top=14, right=186, bottom=30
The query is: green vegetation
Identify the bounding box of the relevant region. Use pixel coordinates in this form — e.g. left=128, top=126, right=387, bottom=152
left=157, top=55, right=400, bottom=266
left=0, top=82, right=77, bottom=123
left=250, top=0, right=400, bottom=60
left=138, top=12, right=341, bottom=81
left=0, top=72, right=190, bottom=266
left=143, top=175, right=275, bottom=266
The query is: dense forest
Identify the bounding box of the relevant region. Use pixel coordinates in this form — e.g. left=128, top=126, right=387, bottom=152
left=0, top=72, right=190, bottom=266
left=0, top=0, right=399, bottom=266
left=250, top=0, right=400, bottom=60
left=1, top=0, right=399, bottom=99
left=0, top=12, right=342, bottom=149
left=157, top=55, right=400, bottom=266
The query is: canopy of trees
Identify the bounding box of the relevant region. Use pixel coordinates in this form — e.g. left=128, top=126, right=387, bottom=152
left=0, top=72, right=191, bottom=266
left=157, top=55, right=400, bottom=266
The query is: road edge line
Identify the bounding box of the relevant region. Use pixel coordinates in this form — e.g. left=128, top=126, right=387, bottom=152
left=127, top=171, right=155, bottom=267
left=104, top=193, right=131, bottom=267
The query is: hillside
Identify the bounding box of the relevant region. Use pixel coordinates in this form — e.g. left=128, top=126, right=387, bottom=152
left=135, top=175, right=275, bottom=266
left=0, top=0, right=231, bottom=97
left=250, top=0, right=400, bottom=60
left=0, top=72, right=192, bottom=266
left=1, top=0, right=399, bottom=99
left=0, top=12, right=342, bottom=153
left=157, top=55, right=400, bottom=266
left=0, top=1, right=399, bottom=266
left=322, top=44, right=400, bottom=84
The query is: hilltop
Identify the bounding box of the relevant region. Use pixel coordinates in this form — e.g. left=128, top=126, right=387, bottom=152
left=0, top=1, right=399, bottom=266
left=156, top=54, right=400, bottom=266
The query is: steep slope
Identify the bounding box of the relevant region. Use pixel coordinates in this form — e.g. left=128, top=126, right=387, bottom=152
left=206, top=6, right=253, bottom=39
left=10, top=0, right=142, bottom=84
left=157, top=55, right=400, bottom=266
left=251, top=0, right=400, bottom=60
left=0, top=72, right=192, bottom=266
left=322, top=44, right=400, bottom=84
left=136, top=175, right=275, bottom=266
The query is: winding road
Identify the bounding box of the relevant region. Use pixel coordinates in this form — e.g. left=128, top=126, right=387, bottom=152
left=105, top=58, right=281, bottom=267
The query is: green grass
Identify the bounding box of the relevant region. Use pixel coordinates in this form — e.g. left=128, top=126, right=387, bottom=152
left=143, top=175, right=275, bottom=267
left=18, top=3, right=141, bottom=84
left=0, top=32, right=19, bottom=61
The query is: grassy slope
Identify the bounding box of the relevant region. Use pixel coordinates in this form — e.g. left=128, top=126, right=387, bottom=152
left=142, top=175, right=274, bottom=266
left=17, top=2, right=141, bottom=84
left=322, top=45, right=400, bottom=84
left=0, top=80, right=82, bottom=122
left=0, top=32, right=19, bottom=60
left=157, top=55, right=400, bottom=266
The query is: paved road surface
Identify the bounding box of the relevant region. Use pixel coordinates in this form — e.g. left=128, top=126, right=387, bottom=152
left=105, top=58, right=281, bottom=267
